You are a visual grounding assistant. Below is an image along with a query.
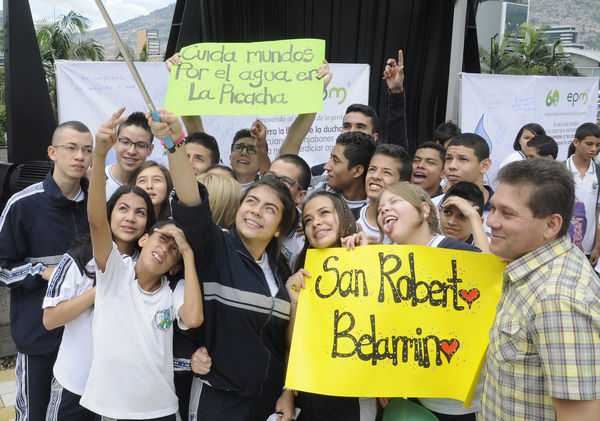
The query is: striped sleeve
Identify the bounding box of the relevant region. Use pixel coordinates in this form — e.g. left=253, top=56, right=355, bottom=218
left=43, top=254, right=80, bottom=308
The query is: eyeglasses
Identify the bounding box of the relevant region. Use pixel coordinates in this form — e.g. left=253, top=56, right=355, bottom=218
left=117, top=137, right=152, bottom=152
left=232, top=143, right=257, bottom=155
left=53, top=143, right=93, bottom=155
left=261, top=171, right=297, bottom=189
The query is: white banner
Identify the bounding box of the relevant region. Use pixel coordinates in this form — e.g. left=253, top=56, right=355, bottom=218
left=460, top=73, right=598, bottom=184
left=56, top=60, right=370, bottom=168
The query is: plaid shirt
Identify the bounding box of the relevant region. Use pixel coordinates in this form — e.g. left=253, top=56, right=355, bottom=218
left=479, top=235, right=600, bottom=421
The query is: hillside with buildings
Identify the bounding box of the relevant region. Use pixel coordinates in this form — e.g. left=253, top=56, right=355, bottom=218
left=84, top=2, right=175, bottom=59
left=529, top=0, right=600, bottom=50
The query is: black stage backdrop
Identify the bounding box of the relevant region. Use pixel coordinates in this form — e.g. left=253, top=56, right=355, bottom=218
left=166, top=0, right=481, bottom=154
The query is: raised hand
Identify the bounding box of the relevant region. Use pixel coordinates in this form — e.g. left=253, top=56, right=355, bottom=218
left=95, top=107, right=127, bottom=155
left=383, top=50, right=405, bottom=93
left=165, top=52, right=182, bottom=72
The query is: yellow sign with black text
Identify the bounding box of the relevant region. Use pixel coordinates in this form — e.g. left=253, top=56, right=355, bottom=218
left=285, top=245, right=505, bottom=403
left=164, top=39, right=326, bottom=115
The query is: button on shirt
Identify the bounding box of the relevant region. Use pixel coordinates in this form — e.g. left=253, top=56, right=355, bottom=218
left=566, top=156, right=599, bottom=254
left=479, top=235, right=600, bottom=421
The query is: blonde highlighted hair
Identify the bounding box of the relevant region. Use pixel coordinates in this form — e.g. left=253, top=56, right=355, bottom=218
left=197, top=172, right=242, bottom=229
left=375, top=181, right=441, bottom=235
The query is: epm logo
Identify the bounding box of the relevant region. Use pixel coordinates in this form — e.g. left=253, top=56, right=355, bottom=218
left=546, top=89, right=589, bottom=107
left=323, top=87, right=347, bottom=105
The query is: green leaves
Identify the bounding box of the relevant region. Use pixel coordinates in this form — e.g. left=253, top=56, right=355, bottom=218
left=480, top=23, right=580, bottom=76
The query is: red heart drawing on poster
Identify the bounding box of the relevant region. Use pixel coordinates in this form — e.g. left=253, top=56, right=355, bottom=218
left=440, top=339, right=460, bottom=362
left=459, top=288, right=480, bottom=308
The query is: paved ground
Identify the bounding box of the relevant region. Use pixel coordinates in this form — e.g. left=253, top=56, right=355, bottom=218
left=0, top=367, right=16, bottom=421
left=0, top=148, right=6, bottom=162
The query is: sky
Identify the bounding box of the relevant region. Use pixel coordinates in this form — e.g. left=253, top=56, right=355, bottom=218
left=28, top=0, right=174, bottom=29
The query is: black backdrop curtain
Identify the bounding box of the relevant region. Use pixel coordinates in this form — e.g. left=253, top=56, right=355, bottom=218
left=166, top=0, right=480, bottom=154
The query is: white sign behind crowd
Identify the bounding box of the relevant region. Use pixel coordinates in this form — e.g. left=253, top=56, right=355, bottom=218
left=55, top=60, right=370, bottom=168
left=460, top=73, right=599, bottom=185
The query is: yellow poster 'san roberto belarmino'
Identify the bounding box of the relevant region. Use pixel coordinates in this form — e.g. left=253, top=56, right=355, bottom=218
left=285, top=244, right=505, bottom=404
left=164, top=39, right=326, bottom=116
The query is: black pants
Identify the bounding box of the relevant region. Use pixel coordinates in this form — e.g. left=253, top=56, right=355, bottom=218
left=295, top=392, right=361, bottom=421
left=15, top=350, right=58, bottom=421
left=46, top=377, right=94, bottom=421
left=95, top=415, right=176, bottom=421
left=192, top=383, right=255, bottom=421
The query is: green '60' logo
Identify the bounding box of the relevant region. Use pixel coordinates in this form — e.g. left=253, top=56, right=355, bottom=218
left=546, top=89, right=559, bottom=107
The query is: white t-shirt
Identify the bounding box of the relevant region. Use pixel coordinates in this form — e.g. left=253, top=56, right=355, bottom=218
left=81, top=244, right=185, bottom=419
left=256, top=252, right=278, bottom=297
left=498, top=150, right=525, bottom=169
left=356, top=204, right=391, bottom=244
left=105, top=164, right=123, bottom=201
left=567, top=156, right=600, bottom=254
left=43, top=256, right=95, bottom=396
left=342, top=195, right=367, bottom=213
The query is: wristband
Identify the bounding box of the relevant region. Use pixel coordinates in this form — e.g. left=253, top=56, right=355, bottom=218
left=161, top=132, right=186, bottom=153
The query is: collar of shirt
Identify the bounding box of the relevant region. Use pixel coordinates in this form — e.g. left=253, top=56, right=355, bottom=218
left=483, top=184, right=494, bottom=212
left=505, top=234, right=572, bottom=283
left=567, top=155, right=596, bottom=175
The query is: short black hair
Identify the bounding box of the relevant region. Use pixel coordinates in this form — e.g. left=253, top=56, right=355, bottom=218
left=512, top=123, right=545, bottom=151
left=574, top=122, right=600, bottom=141
left=186, top=131, right=220, bottom=165
left=416, top=141, right=446, bottom=162
left=336, top=131, right=376, bottom=180
left=117, top=112, right=153, bottom=144
left=497, top=158, right=574, bottom=237
left=526, top=135, right=558, bottom=159
left=448, top=133, right=490, bottom=161
left=52, top=121, right=91, bottom=145
left=148, top=218, right=176, bottom=235
left=273, top=154, right=311, bottom=190
left=207, top=164, right=237, bottom=180
left=442, top=182, right=484, bottom=216
left=345, top=104, right=379, bottom=133
left=433, top=121, right=461, bottom=144
left=231, top=129, right=252, bottom=149
left=372, top=144, right=412, bottom=181
left=56, top=120, right=91, bottom=134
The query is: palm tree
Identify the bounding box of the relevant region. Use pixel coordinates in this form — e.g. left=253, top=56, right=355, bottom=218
left=480, top=23, right=579, bottom=76
left=35, top=11, right=105, bottom=112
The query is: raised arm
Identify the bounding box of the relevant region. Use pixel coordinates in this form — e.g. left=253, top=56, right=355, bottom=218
left=147, top=109, right=200, bottom=207
left=165, top=52, right=206, bottom=134
left=441, top=196, right=490, bottom=253
left=382, top=50, right=408, bottom=150
left=89, top=108, right=128, bottom=271
left=252, top=119, right=271, bottom=173
left=279, top=60, right=333, bottom=156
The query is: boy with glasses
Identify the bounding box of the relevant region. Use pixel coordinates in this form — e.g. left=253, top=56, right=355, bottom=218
left=263, top=154, right=312, bottom=269
left=0, top=121, right=93, bottom=420
left=105, top=110, right=154, bottom=199
left=230, top=122, right=271, bottom=193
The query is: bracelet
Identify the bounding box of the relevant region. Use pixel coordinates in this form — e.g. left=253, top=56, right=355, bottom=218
left=161, top=132, right=186, bottom=153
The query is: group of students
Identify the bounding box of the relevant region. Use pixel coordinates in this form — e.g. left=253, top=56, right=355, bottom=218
left=0, top=49, right=598, bottom=421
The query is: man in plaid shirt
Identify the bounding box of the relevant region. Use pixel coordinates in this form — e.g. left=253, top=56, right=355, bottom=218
left=480, top=158, right=600, bottom=420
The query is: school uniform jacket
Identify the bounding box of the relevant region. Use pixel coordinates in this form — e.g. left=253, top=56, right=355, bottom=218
left=0, top=172, right=89, bottom=355
left=171, top=183, right=291, bottom=400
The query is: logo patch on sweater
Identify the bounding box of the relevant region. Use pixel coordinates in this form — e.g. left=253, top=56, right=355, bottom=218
left=155, top=308, right=173, bottom=331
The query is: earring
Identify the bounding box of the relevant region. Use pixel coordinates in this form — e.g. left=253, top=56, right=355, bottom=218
left=274, top=232, right=280, bottom=238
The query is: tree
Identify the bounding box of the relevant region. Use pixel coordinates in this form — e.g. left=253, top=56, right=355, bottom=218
left=139, top=43, right=149, bottom=62
left=480, top=23, right=580, bottom=76
left=35, top=11, right=105, bottom=113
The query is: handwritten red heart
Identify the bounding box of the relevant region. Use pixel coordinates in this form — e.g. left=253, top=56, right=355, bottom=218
left=440, top=339, right=460, bottom=362
left=459, top=288, right=480, bottom=307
